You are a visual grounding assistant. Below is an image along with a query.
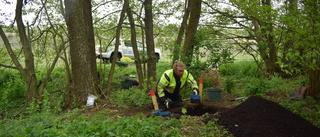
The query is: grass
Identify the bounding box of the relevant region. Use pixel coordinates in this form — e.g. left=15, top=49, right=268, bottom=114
left=1, top=53, right=320, bottom=136
left=1, top=110, right=181, bottom=136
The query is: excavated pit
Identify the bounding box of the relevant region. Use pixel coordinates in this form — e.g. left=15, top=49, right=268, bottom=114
left=169, top=103, right=227, bottom=116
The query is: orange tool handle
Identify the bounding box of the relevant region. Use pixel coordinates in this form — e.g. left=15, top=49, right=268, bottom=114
left=150, top=90, right=159, bottom=110
left=199, top=77, right=203, bottom=101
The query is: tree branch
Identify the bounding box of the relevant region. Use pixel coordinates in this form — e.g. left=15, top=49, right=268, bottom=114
left=30, top=26, right=51, bottom=42
left=30, top=3, right=45, bottom=26
left=0, top=63, right=17, bottom=69
left=0, top=26, right=26, bottom=76
left=133, top=11, right=144, bottom=21
left=93, top=9, right=122, bottom=24
left=202, top=1, right=251, bottom=29
left=59, top=0, right=66, bottom=21
left=153, top=12, right=174, bottom=16
left=92, top=0, right=121, bottom=13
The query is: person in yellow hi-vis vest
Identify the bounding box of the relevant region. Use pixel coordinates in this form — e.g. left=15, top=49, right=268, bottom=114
left=156, top=61, right=199, bottom=111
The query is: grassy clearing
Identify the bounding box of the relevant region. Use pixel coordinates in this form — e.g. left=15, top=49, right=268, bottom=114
left=1, top=54, right=320, bottom=136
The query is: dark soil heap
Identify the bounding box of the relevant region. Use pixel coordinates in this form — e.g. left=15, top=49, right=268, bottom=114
left=217, top=96, right=320, bottom=137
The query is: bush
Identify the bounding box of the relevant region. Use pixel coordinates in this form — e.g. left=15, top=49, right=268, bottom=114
left=111, top=87, right=151, bottom=107
left=0, top=69, right=26, bottom=115
left=223, top=77, right=235, bottom=93
left=243, top=77, right=269, bottom=97
left=219, top=61, right=259, bottom=78
left=242, top=75, right=282, bottom=97
left=41, top=67, right=67, bottom=111
left=120, top=56, right=132, bottom=63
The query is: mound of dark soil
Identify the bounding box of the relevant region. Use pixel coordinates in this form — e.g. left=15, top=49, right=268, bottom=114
left=217, top=96, right=320, bottom=137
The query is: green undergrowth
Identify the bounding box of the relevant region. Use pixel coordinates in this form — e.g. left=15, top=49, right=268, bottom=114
left=1, top=111, right=181, bottom=137
left=278, top=97, right=320, bottom=127
left=0, top=69, right=26, bottom=117
left=219, top=61, right=260, bottom=78
left=1, top=60, right=319, bottom=136
left=110, top=87, right=151, bottom=107
left=179, top=114, right=233, bottom=136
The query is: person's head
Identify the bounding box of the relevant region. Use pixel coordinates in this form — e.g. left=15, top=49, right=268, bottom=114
left=173, top=61, right=186, bottom=78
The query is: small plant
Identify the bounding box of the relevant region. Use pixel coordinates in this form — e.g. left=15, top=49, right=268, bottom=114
left=202, top=112, right=210, bottom=119
left=182, top=108, right=187, bottom=114
left=201, top=120, right=232, bottom=136
left=224, top=77, right=235, bottom=93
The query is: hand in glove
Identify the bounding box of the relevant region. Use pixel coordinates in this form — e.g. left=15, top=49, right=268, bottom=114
left=193, top=88, right=199, bottom=95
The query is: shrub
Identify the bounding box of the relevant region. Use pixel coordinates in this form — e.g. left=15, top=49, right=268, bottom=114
left=0, top=69, right=26, bottom=115
left=242, top=75, right=282, bottom=97
left=223, top=77, right=235, bottom=93
left=120, top=56, right=132, bottom=63
left=219, top=61, right=259, bottom=78
left=243, top=77, right=269, bottom=97
left=111, top=86, right=150, bottom=107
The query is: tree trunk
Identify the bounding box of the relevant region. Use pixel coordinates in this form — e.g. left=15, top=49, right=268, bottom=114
left=106, top=0, right=128, bottom=96
left=308, top=61, right=320, bottom=99
left=2, top=0, right=66, bottom=103
left=307, top=0, right=320, bottom=99
left=15, top=0, right=38, bottom=102
left=65, top=0, right=96, bottom=105
left=139, top=5, right=147, bottom=79
left=181, top=0, right=202, bottom=66
left=172, top=0, right=191, bottom=67
left=61, top=43, right=72, bottom=106
left=252, top=0, right=281, bottom=76
left=127, top=4, right=144, bottom=90
left=140, top=20, right=147, bottom=79
left=144, top=0, right=157, bottom=91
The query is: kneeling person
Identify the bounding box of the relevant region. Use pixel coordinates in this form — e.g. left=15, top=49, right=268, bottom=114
left=156, top=61, right=199, bottom=110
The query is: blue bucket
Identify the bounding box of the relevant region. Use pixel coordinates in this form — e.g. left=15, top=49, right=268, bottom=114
left=190, top=95, right=201, bottom=103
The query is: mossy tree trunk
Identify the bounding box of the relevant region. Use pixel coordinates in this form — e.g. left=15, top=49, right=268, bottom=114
left=144, top=0, right=157, bottom=91
left=181, top=0, right=202, bottom=67
left=105, top=0, right=128, bottom=96
left=172, top=0, right=191, bottom=67
left=127, top=4, right=144, bottom=90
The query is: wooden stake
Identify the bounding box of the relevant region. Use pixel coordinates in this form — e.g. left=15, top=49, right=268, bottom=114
left=199, top=77, right=203, bottom=101
left=150, top=90, right=159, bottom=110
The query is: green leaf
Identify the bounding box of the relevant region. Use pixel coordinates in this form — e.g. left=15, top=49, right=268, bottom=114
left=181, top=108, right=187, bottom=115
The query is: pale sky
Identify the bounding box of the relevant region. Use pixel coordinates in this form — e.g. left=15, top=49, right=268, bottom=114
left=0, top=0, right=35, bottom=26
left=0, top=0, right=16, bottom=25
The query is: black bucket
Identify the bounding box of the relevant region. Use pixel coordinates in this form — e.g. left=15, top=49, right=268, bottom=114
left=207, top=88, right=222, bottom=101
left=121, top=78, right=133, bottom=89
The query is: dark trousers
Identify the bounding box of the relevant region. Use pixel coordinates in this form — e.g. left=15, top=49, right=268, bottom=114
left=156, top=90, right=184, bottom=110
